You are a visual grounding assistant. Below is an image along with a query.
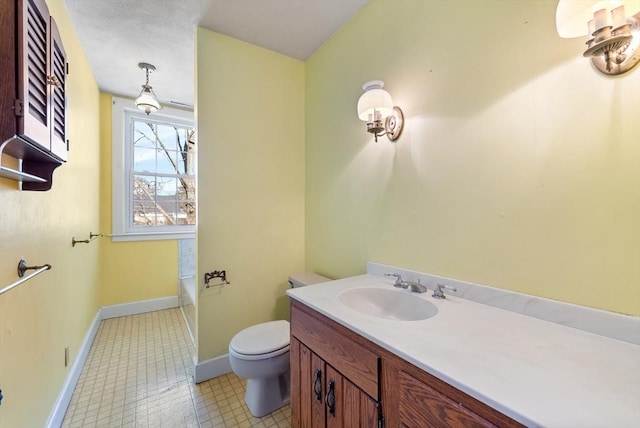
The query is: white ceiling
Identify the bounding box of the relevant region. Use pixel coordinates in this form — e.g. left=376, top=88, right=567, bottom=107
left=64, top=0, right=369, bottom=108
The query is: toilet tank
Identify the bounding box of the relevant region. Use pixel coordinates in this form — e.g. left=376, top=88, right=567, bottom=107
left=288, top=272, right=330, bottom=288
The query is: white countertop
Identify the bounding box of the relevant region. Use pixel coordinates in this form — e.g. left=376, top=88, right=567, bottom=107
left=287, top=274, right=640, bottom=428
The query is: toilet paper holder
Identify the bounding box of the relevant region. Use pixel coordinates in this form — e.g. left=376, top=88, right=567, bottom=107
left=204, top=270, right=230, bottom=288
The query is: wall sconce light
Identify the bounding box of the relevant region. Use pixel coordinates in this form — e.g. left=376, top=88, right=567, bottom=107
left=357, top=80, right=404, bottom=142
left=135, top=62, right=161, bottom=115
left=556, top=0, right=640, bottom=75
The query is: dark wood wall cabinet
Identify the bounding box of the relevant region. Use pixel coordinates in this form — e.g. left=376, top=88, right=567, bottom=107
left=0, top=0, right=68, bottom=191
left=290, top=300, right=524, bottom=428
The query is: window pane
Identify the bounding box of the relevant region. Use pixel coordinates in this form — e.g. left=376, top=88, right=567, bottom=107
left=133, top=200, right=157, bottom=226
left=157, top=201, right=178, bottom=226
left=134, top=121, right=157, bottom=149
left=176, top=151, right=187, bottom=174
left=133, top=147, right=156, bottom=172
left=178, top=201, right=195, bottom=225
left=133, top=175, right=156, bottom=199
left=156, top=149, right=179, bottom=174
left=187, top=150, right=195, bottom=175
left=177, top=177, right=195, bottom=201
left=156, top=176, right=177, bottom=197
left=157, top=124, right=179, bottom=152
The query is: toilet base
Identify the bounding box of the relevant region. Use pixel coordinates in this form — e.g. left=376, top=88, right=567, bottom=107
left=244, top=371, right=290, bottom=417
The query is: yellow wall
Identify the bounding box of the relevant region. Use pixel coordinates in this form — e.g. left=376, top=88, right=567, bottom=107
left=305, top=0, right=640, bottom=315
left=196, top=29, right=306, bottom=360
left=1, top=1, right=636, bottom=424
left=0, top=0, right=101, bottom=425
left=98, top=93, right=178, bottom=306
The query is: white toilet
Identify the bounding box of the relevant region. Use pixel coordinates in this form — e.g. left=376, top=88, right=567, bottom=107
left=228, top=272, right=329, bottom=417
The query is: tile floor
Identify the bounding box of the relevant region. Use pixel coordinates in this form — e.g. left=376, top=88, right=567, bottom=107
left=62, top=308, right=291, bottom=428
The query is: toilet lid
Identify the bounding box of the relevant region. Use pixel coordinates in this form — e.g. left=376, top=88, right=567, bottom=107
left=230, top=320, right=290, bottom=356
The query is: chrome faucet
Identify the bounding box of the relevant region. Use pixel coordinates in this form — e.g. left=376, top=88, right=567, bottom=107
left=385, top=273, right=405, bottom=288
left=403, top=279, right=427, bottom=293
left=385, top=273, right=427, bottom=293
left=432, top=283, right=457, bottom=299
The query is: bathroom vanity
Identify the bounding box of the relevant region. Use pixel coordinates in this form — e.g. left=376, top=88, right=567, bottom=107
left=290, top=299, right=521, bottom=427
left=287, top=264, right=640, bottom=427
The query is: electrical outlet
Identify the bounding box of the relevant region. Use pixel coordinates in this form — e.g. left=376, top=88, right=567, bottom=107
left=64, top=346, right=69, bottom=367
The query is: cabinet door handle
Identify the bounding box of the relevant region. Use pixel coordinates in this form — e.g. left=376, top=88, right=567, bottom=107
left=326, top=380, right=336, bottom=417
left=313, top=369, right=323, bottom=401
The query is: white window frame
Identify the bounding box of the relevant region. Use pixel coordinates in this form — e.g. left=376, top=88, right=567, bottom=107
left=111, top=96, right=196, bottom=242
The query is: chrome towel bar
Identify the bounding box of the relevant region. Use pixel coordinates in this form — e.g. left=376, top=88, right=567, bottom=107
left=0, top=259, right=52, bottom=296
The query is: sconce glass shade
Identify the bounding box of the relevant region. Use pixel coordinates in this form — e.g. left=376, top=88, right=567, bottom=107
left=357, top=80, right=394, bottom=121
left=356, top=80, right=404, bottom=143
left=135, top=86, right=160, bottom=115
left=556, top=0, right=640, bottom=37
left=556, top=0, right=640, bottom=75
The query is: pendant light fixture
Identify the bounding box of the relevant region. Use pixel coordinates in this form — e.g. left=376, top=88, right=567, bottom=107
left=135, top=62, right=161, bottom=115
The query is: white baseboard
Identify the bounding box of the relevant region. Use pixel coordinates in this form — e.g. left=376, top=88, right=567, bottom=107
left=194, top=354, right=232, bottom=384
left=46, top=296, right=179, bottom=428
left=100, top=296, right=179, bottom=319
left=46, top=311, right=102, bottom=428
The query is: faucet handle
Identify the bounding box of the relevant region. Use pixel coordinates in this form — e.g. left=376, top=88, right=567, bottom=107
left=432, top=283, right=457, bottom=299
left=385, top=273, right=404, bottom=287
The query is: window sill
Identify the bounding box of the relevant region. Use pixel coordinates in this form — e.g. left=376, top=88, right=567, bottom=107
left=110, top=231, right=196, bottom=242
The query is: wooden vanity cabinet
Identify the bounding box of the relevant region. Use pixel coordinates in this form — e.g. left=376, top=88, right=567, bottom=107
left=290, top=300, right=381, bottom=427
left=290, top=300, right=524, bottom=428
left=0, top=0, right=68, bottom=190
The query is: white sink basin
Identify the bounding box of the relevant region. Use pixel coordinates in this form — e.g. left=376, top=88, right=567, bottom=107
left=339, top=287, right=438, bottom=321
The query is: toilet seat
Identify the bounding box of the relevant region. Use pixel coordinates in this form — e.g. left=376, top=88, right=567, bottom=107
left=229, top=320, right=290, bottom=361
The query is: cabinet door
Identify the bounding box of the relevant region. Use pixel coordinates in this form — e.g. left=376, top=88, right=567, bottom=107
left=48, top=15, right=67, bottom=160
left=291, top=336, right=380, bottom=428
left=0, top=2, right=18, bottom=136
left=325, top=364, right=379, bottom=428
left=398, top=370, right=496, bottom=428
left=291, top=337, right=326, bottom=427
left=17, top=0, right=51, bottom=149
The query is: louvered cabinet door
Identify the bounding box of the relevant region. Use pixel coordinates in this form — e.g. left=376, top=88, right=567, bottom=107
left=49, top=16, right=67, bottom=160
left=16, top=0, right=51, bottom=150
